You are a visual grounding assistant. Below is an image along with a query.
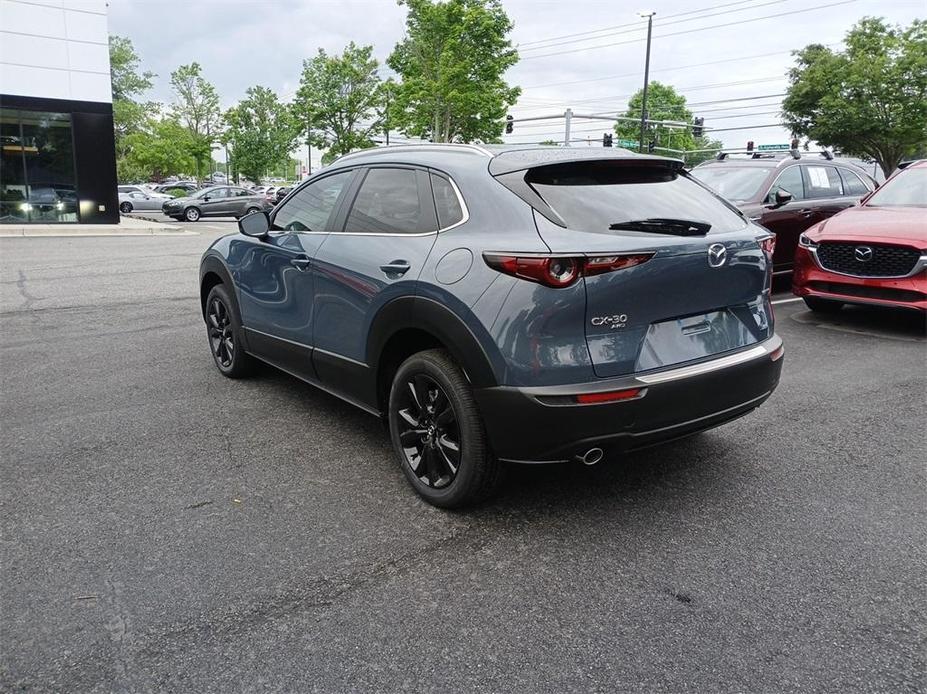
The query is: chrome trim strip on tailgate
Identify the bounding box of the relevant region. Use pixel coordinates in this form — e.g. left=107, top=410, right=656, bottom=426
left=635, top=336, right=782, bottom=385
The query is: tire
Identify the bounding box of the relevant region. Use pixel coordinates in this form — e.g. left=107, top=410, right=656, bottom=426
left=184, top=206, right=201, bottom=222
left=388, top=349, right=504, bottom=508
left=244, top=206, right=259, bottom=215
left=803, top=296, right=843, bottom=313
left=119, top=201, right=133, bottom=214
left=204, top=284, right=253, bottom=378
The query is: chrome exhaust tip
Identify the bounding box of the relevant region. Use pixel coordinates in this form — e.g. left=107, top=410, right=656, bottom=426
left=577, top=447, right=604, bottom=466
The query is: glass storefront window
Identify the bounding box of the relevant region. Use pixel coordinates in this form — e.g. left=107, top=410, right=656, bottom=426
left=1, top=109, right=77, bottom=223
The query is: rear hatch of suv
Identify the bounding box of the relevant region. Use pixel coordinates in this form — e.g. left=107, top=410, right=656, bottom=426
left=494, top=154, right=774, bottom=378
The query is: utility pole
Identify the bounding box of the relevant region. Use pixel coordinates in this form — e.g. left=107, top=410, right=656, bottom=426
left=306, top=114, right=312, bottom=176
left=385, top=86, right=390, bottom=146
left=564, top=108, right=573, bottom=147
left=638, top=11, right=656, bottom=154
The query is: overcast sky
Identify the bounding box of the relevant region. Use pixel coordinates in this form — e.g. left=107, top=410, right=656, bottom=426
left=108, top=0, right=923, bottom=165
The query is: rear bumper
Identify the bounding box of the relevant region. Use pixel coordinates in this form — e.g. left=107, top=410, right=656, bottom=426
left=475, top=335, right=783, bottom=463
left=792, top=245, right=927, bottom=310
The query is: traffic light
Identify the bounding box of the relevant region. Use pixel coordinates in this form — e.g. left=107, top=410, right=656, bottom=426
left=692, top=116, right=704, bottom=139
left=505, top=115, right=513, bottom=134
left=746, top=140, right=755, bottom=152
left=647, top=140, right=655, bottom=153
left=602, top=133, right=613, bottom=147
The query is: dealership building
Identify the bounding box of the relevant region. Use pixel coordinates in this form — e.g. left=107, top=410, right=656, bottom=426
left=0, top=0, right=118, bottom=224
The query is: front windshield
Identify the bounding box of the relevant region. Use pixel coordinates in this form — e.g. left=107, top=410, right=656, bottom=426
left=690, top=166, right=772, bottom=203
left=865, top=167, right=926, bottom=207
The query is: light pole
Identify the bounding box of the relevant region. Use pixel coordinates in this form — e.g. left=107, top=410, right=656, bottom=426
left=638, top=11, right=656, bottom=154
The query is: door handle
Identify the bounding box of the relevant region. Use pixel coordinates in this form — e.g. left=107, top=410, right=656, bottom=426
left=380, top=260, right=411, bottom=276
left=290, top=255, right=311, bottom=271
left=799, top=208, right=814, bottom=216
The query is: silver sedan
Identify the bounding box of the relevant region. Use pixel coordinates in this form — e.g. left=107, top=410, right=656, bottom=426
left=118, top=189, right=171, bottom=213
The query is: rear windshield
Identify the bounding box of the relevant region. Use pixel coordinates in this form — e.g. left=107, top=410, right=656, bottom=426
left=527, top=162, right=747, bottom=234
left=689, top=165, right=771, bottom=202
left=865, top=167, right=926, bottom=207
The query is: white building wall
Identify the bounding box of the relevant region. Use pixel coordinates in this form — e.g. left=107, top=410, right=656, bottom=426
left=0, top=0, right=111, bottom=104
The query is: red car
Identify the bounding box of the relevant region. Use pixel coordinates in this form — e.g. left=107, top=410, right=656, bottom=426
left=793, top=160, right=927, bottom=313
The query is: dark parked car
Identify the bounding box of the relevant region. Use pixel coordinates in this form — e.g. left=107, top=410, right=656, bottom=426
left=163, top=186, right=272, bottom=222
left=154, top=182, right=199, bottom=196
left=691, top=153, right=877, bottom=273
left=274, top=186, right=291, bottom=204
left=200, top=145, right=783, bottom=507
left=793, top=159, right=927, bottom=313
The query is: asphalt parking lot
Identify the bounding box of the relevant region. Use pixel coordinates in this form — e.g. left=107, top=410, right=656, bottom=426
left=1, top=229, right=925, bottom=692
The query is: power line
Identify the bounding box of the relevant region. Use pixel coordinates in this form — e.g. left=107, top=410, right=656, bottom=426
left=517, top=44, right=838, bottom=91
left=519, top=0, right=790, bottom=54
left=520, top=0, right=857, bottom=60
left=516, top=0, right=778, bottom=48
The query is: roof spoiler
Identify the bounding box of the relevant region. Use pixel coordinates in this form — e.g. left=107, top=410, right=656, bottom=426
left=488, top=151, right=684, bottom=176
left=896, top=160, right=922, bottom=170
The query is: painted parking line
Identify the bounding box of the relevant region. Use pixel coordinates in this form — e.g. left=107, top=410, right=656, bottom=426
left=771, top=297, right=803, bottom=305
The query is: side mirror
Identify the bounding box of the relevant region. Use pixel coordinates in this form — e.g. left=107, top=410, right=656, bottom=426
left=203, top=196, right=211, bottom=202
left=239, top=210, right=270, bottom=238
left=768, top=189, right=793, bottom=207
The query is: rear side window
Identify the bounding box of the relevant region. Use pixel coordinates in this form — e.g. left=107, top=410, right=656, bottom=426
left=803, top=165, right=843, bottom=198
left=525, top=162, right=747, bottom=234
left=838, top=168, right=869, bottom=196
left=273, top=170, right=352, bottom=232
left=431, top=173, right=464, bottom=229
left=345, top=168, right=435, bottom=234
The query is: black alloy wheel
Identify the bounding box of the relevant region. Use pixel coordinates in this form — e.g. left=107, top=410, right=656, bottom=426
left=388, top=349, right=503, bottom=508
left=395, top=374, right=462, bottom=489
left=207, top=296, right=235, bottom=368
left=204, top=284, right=252, bottom=378
left=119, top=201, right=132, bottom=214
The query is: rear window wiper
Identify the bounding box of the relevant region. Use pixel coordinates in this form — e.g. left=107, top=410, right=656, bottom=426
left=608, top=218, right=711, bottom=236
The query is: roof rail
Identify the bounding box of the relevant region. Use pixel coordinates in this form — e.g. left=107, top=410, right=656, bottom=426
left=333, top=143, right=494, bottom=165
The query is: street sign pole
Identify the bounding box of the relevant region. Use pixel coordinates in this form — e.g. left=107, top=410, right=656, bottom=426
left=638, top=11, right=656, bottom=154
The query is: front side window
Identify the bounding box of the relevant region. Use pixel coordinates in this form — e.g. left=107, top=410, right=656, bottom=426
left=526, top=162, right=747, bottom=234
left=767, top=166, right=805, bottom=202
left=838, top=168, right=870, bottom=196
left=803, top=165, right=843, bottom=199
left=272, top=170, right=352, bottom=232
left=345, top=168, right=434, bottom=234
left=431, top=173, right=465, bottom=229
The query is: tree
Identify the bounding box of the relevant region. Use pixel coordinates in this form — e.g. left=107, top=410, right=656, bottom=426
left=614, top=82, right=722, bottom=161
left=109, top=36, right=156, bottom=168
left=387, top=0, right=520, bottom=143
left=224, top=87, right=299, bottom=184
left=169, top=63, right=222, bottom=179
left=121, top=118, right=197, bottom=182
left=782, top=18, right=927, bottom=175
left=294, top=43, right=386, bottom=159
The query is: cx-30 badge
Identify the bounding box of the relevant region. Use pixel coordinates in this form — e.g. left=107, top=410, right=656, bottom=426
left=707, top=243, right=727, bottom=268
left=854, top=246, right=874, bottom=262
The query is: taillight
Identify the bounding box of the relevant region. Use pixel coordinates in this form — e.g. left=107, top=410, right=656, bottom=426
left=759, top=235, right=776, bottom=256
left=483, top=253, right=653, bottom=288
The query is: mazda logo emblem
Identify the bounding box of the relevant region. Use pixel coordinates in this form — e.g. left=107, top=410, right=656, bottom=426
left=854, top=246, right=873, bottom=262
left=707, top=243, right=727, bottom=268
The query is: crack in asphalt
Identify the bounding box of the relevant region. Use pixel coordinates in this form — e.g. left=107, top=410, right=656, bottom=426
left=0, top=295, right=195, bottom=318
left=14, top=269, right=40, bottom=310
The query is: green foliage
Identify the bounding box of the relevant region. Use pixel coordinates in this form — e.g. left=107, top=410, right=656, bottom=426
left=109, top=35, right=158, bottom=174
left=782, top=17, right=927, bottom=175
left=109, top=35, right=154, bottom=102
left=169, top=63, right=222, bottom=178
left=615, top=82, right=696, bottom=152
left=294, top=43, right=386, bottom=159
left=121, top=118, right=198, bottom=181
left=224, top=86, right=299, bottom=184
left=387, top=0, right=520, bottom=143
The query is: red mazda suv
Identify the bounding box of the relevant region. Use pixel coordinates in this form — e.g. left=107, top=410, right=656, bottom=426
left=792, top=160, right=927, bottom=313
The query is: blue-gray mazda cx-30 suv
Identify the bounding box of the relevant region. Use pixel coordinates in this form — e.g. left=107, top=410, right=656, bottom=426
left=200, top=144, right=783, bottom=507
